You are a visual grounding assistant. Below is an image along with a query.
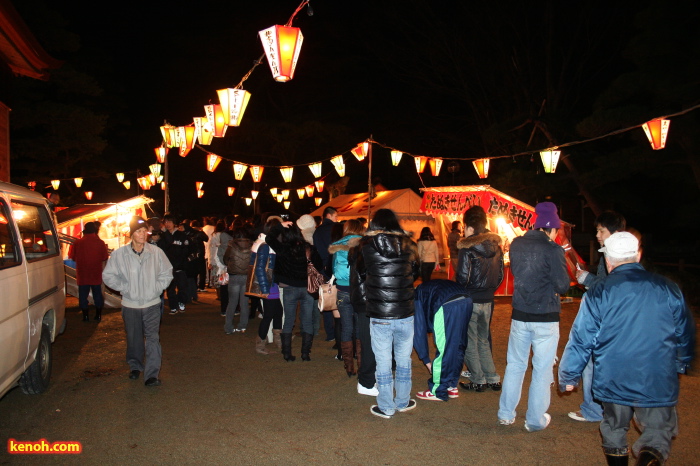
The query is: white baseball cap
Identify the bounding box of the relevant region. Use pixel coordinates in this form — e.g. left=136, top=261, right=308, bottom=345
left=598, top=231, right=639, bottom=259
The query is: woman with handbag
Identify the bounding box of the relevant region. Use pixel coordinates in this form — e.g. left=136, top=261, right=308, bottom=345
left=329, top=219, right=365, bottom=376
left=417, top=227, right=440, bottom=283
left=265, top=221, right=324, bottom=361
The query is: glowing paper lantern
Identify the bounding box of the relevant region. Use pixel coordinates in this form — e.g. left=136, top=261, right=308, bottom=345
left=540, top=149, right=561, bottom=174
left=51, top=180, right=60, bottom=190
left=233, top=163, right=247, bottom=181
left=177, top=126, right=196, bottom=157
left=315, top=180, right=324, bottom=192
left=472, top=159, right=490, bottom=179
left=84, top=191, right=93, bottom=200
left=283, top=201, right=291, bottom=210
left=330, top=155, right=345, bottom=177
left=228, top=187, right=235, bottom=196
left=123, top=181, right=131, bottom=189
left=157, top=175, right=163, bottom=183
left=314, top=197, right=322, bottom=206
left=137, top=177, right=150, bottom=190
left=160, top=124, right=176, bottom=148
left=194, top=117, right=214, bottom=145
left=305, top=185, right=314, bottom=197
left=204, top=104, right=228, bottom=138
left=429, top=158, right=443, bottom=176
left=279, top=166, right=294, bottom=183
left=197, top=190, right=204, bottom=198
left=351, top=142, right=369, bottom=162
left=155, top=147, right=167, bottom=163
left=281, top=189, right=290, bottom=200
left=116, top=173, right=125, bottom=183
left=270, top=187, right=278, bottom=196
left=296, top=188, right=305, bottom=199
left=309, top=162, right=322, bottom=178
left=244, top=197, right=252, bottom=206
left=206, top=154, right=222, bottom=172
left=74, top=177, right=83, bottom=187
left=276, top=194, right=284, bottom=202
left=414, top=156, right=428, bottom=174
left=390, top=150, right=402, bottom=166
left=196, top=181, right=204, bottom=191
left=161, top=182, right=166, bottom=190
left=251, top=190, right=259, bottom=200
left=217, top=88, right=251, bottom=127
left=259, top=25, right=304, bottom=82
left=148, top=174, right=156, bottom=186
left=642, top=118, right=670, bottom=150
left=149, top=164, right=161, bottom=177
left=250, top=166, right=264, bottom=183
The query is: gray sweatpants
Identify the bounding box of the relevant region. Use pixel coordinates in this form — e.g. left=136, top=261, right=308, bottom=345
left=601, top=402, right=678, bottom=460
left=122, top=304, right=162, bottom=380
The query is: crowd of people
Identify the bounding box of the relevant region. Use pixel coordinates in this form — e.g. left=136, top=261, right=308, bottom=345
left=87, top=202, right=694, bottom=466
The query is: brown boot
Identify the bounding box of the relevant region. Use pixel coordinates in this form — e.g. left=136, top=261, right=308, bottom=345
left=255, top=336, right=270, bottom=355
left=354, top=338, right=362, bottom=371
left=341, top=341, right=355, bottom=377
left=272, top=329, right=282, bottom=351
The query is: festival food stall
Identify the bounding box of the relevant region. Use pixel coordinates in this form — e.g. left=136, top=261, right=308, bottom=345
left=420, top=185, right=583, bottom=295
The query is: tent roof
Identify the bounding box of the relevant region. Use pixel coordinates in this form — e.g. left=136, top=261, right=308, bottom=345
left=56, top=196, right=153, bottom=226
left=311, top=188, right=428, bottom=221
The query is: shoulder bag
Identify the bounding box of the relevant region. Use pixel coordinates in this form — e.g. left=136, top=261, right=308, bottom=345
left=306, top=246, right=326, bottom=294
left=318, top=275, right=338, bottom=312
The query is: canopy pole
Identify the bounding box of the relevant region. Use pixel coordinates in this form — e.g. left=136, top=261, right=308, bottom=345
left=367, top=136, right=373, bottom=220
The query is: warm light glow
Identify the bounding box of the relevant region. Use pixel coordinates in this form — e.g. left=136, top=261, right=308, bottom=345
left=178, top=126, right=196, bottom=157
left=351, top=142, right=369, bottom=162
left=296, top=188, right=305, bottom=199
left=282, top=189, right=290, bottom=200
left=330, top=155, right=345, bottom=177
left=315, top=197, right=322, bottom=206
left=168, top=126, right=178, bottom=148
left=270, top=187, right=278, bottom=196
left=309, top=162, right=322, bottom=178
left=283, top=201, right=291, bottom=210
left=160, top=124, right=176, bottom=148
left=137, top=177, right=150, bottom=190
left=642, top=118, right=670, bottom=150
left=540, top=149, right=561, bottom=174
left=244, top=197, right=252, bottom=206
left=155, top=147, right=167, bottom=163
left=276, top=194, right=284, bottom=202
left=116, top=173, right=125, bottom=183
left=123, top=181, right=131, bottom=189
left=251, top=190, right=259, bottom=199
left=217, top=88, right=251, bottom=126
left=228, top=187, right=235, bottom=196
left=149, top=164, right=161, bottom=177
left=194, top=117, right=214, bottom=145
left=148, top=174, right=156, bottom=186
left=429, top=158, right=443, bottom=176
left=157, top=175, right=163, bottom=183
left=495, top=217, right=507, bottom=227
left=74, top=177, right=83, bottom=187
left=204, top=104, right=228, bottom=138
left=414, top=156, right=428, bottom=173
left=472, top=158, right=490, bottom=179
left=259, top=25, right=304, bottom=82
left=51, top=180, right=60, bottom=190
left=206, top=154, right=222, bottom=172
left=196, top=181, right=203, bottom=191
left=391, top=150, right=402, bottom=166
left=305, top=185, right=314, bottom=197
left=280, top=166, right=294, bottom=183
left=250, top=166, right=264, bottom=183
left=315, top=180, right=324, bottom=192
left=197, top=190, right=204, bottom=198
left=233, top=163, right=247, bottom=181
left=161, top=182, right=166, bottom=190
left=84, top=191, right=93, bottom=200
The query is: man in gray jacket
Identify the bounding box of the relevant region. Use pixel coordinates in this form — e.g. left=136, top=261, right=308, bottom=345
left=103, top=217, right=173, bottom=387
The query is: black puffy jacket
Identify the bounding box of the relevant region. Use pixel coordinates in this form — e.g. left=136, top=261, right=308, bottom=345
left=352, top=230, right=420, bottom=319
left=455, top=232, right=504, bottom=303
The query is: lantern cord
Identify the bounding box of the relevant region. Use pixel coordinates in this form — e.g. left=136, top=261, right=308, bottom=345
left=236, top=54, right=265, bottom=89
left=286, top=1, right=310, bottom=27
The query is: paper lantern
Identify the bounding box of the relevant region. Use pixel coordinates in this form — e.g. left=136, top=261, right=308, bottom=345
left=250, top=166, right=264, bottom=183
left=251, top=190, right=259, bottom=200
left=351, top=142, right=369, bottom=162
left=149, top=164, right=161, bottom=177
left=228, top=187, right=235, bottom=196
left=116, top=173, right=125, bottom=183
left=472, top=159, right=490, bottom=179
left=204, top=104, right=228, bottom=138
left=314, top=197, right=322, bottom=206
left=155, top=147, right=167, bottom=163
left=157, top=175, right=163, bottom=183
left=390, top=150, right=402, bottom=166
left=540, top=149, right=561, bottom=174
left=259, top=25, right=304, bottom=82
left=276, top=194, right=284, bottom=202
left=137, top=177, right=150, bottom=190
left=330, top=155, right=345, bottom=177
left=197, top=190, right=204, bottom=198
left=206, top=154, right=222, bottom=172
left=148, top=174, right=156, bottom=186
left=305, top=185, right=314, bottom=197
left=74, top=177, right=83, bottom=187
left=160, top=124, right=176, bottom=148
left=123, top=181, right=131, bottom=189
left=178, top=126, right=196, bottom=157
left=51, top=180, right=60, bottom=190
left=233, top=163, right=247, bottom=181
left=217, top=88, right=251, bottom=127
left=270, top=187, right=278, bottom=196
left=309, top=162, right=322, bottom=178
left=281, top=189, right=290, bottom=200
left=315, top=180, right=324, bottom=192
left=193, top=117, right=214, bottom=145
left=244, top=197, right=252, bottom=206
left=279, top=166, right=294, bottom=183
left=296, top=188, right=305, bottom=199
left=196, top=181, right=203, bottom=191
left=161, top=182, right=166, bottom=190
left=84, top=191, right=93, bottom=200
left=642, top=118, right=670, bottom=150
left=429, top=158, right=443, bottom=176
left=283, top=201, right=291, bottom=210
left=414, top=156, right=428, bottom=173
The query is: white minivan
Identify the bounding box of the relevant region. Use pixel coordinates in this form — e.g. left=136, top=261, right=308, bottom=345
left=0, top=181, right=65, bottom=399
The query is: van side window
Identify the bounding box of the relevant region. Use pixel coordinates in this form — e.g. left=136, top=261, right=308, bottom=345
left=0, top=201, right=21, bottom=269
left=10, top=201, right=59, bottom=261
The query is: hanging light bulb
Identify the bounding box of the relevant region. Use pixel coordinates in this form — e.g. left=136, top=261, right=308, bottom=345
left=259, top=25, right=304, bottom=82
left=194, top=117, right=214, bottom=145
left=308, top=162, right=322, bottom=178
left=197, top=190, right=204, bottom=198
left=204, top=104, right=228, bottom=138
left=276, top=194, right=284, bottom=202
left=414, top=156, right=428, bottom=174
left=642, top=118, right=670, bottom=150
left=123, top=181, right=131, bottom=190
left=305, top=185, right=314, bottom=197
left=280, top=166, right=294, bottom=183
left=74, top=177, right=83, bottom=187
left=233, top=163, right=247, bottom=181
left=472, top=159, right=490, bottom=179
left=244, top=197, right=252, bottom=206
left=217, top=88, right=251, bottom=127
left=51, top=180, right=60, bottom=190
left=351, top=142, right=369, bottom=162
left=539, top=149, right=561, bottom=174
left=315, top=180, right=324, bottom=192
left=149, top=164, right=161, bottom=177
left=296, top=188, right=305, bottom=199
left=116, top=173, right=125, bottom=183
left=84, top=191, right=93, bottom=200
left=251, top=190, right=259, bottom=199
left=155, top=147, right=167, bottom=163
left=330, top=155, right=345, bottom=177
left=250, top=166, right=264, bottom=183
left=281, top=189, right=290, bottom=200
left=206, top=154, right=222, bottom=172
left=283, top=201, right=291, bottom=210
left=429, top=158, right=443, bottom=176
left=314, top=197, right=322, bottom=206
left=390, top=150, right=403, bottom=166
left=228, top=187, right=235, bottom=196
left=270, top=187, right=278, bottom=196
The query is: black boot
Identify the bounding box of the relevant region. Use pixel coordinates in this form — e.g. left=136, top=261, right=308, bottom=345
left=82, top=309, right=89, bottom=322
left=281, top=333, right=296, bottom=362
left=635, top=447, right=663, bottom=466
left=333, top=317, right=342, bottom=360
left=301, top=332, right=313, bottom=361
left=94, top=307, right=102, bottom=323
left=604, top=447, right=629, bottom=466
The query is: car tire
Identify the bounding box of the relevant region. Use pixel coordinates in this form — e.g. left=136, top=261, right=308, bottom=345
left=19, top=324, right=52, bottom=394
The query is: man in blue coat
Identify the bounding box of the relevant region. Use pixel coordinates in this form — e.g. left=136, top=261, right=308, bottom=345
left=559, top=232, right=695, bottom=466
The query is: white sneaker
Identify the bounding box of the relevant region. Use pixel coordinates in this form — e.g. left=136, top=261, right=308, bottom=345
left=178, top=303, right=186, bottom=313
left=461, top=370, right=472, bottom=378
left=498, top=418, right=515, bottom=426
left=525, top=413, right=551, bottom=432
left=357, top=383, right=379, bottom=396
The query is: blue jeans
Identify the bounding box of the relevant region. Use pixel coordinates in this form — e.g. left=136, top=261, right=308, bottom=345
left=280, top=286, right=314, bottom=334
left=225, top=274, right=249, bottom=332
left=498, top=320, right=559, bottom=431
left=370, top=316, right=414, bottom=416
left=464, top=302, right=499, bottom=384
left=79, top=284, right=104, bottom=310
left=337, top=290, right=355, bottom=342
left=580, top=358, right=604, bottom=421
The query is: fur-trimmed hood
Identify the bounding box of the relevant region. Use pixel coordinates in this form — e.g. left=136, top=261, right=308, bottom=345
left=457, top=232, right=502, bottom=258
left=364, top=229, right=413, bottom=238
left=328, top=235, right=361, bottom=254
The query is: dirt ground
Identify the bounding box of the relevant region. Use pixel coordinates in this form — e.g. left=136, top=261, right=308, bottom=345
left=1, top=284, right=698, bottom=465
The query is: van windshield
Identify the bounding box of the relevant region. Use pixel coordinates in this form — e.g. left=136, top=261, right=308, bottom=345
left=11, top=201, right=59, bottom=260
